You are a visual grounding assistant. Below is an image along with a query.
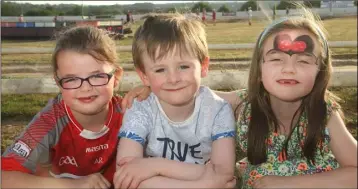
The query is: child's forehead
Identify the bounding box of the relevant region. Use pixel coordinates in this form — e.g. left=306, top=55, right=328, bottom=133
left=263, top=29, right=321, bottom=54
left=152, top=45, right=197, bottom=62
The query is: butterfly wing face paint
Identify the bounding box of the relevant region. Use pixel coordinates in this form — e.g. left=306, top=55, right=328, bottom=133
left=273, top=34, right=314, bottom=56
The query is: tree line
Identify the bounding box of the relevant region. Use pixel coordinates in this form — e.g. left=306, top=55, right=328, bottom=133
left=2, top=1, right=351, bottom=17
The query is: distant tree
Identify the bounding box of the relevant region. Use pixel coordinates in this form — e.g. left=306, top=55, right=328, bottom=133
left=303, top=0, right=321, bottom=8
left=58, top=12, right=65, bottom=16
left=218, top=5, right=230, bottom=13
left=277, top=1, right=294, bottom=10
left=66, top=5, right=82, bottom=16
left=25, top=9, right=53, bottom=16
left=354, top=0, right=357, bottom=6
left=1, top=2, right=22, bottom=16
left=240, top=0, right=257, bottom=11
left=191, top=2, right=212, bottom=12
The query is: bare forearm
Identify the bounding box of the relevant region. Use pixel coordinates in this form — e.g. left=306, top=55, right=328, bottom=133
left=2, top=171, right=75, bottom=188
left=153, top=158, right=205, bottom=180
left=138, top=176, right=207, bottom=188
left=282, top=167, right=357, bottom=188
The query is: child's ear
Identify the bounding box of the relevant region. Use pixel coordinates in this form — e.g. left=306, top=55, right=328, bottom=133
left=114, top=67, right=123, bottom=88
left=136, top=68, right=150, bottom=86
left=201, top=56, right=210, bottom=78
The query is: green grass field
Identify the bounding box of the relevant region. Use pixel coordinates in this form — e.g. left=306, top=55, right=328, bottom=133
left=1, top=17, right=357, bottom=65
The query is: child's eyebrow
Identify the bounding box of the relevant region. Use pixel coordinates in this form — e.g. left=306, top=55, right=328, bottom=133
left=61, top=70, right=102, bottom=78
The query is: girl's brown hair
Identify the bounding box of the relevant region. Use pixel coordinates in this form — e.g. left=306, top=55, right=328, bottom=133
left=52, top=26, right=119, bottom=72
left=239, top=4, right=342, bottom=165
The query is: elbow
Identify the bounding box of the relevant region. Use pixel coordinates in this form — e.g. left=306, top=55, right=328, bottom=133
left=213, top=164, right=235, bottom=178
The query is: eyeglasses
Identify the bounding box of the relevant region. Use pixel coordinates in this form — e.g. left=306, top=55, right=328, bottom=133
left=56, top=69, right=116, bottom=90
left=263, top=50, right=318, bottom=67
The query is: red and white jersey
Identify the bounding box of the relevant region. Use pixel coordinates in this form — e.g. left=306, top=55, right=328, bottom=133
left=2, top=94, right=123, bottom=184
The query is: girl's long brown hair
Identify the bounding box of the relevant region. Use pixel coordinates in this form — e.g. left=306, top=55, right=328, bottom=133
left=240, top=5, right=342, bottom=165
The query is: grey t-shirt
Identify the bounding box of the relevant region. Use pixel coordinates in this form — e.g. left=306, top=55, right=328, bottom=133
left=119, top=86, right=235, bottom=164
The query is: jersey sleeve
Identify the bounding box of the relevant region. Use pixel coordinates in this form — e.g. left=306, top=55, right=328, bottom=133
left=118, top=99, right=152, bottom=146
left=2, top=97, right=60, bottom=174
left=211, top=103, right=236, bottom=141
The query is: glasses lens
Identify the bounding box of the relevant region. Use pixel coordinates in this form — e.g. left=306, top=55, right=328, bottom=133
left=89, top=73, right=110, bottom=86
left=61, top=78, right=81, bottom=89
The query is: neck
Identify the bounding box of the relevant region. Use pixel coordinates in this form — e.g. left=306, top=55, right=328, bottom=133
left=71, top=104, right=109, bottom=132
left=269, top=95, right=302, bottom=133
left=158, top=97, right=196, bottom=122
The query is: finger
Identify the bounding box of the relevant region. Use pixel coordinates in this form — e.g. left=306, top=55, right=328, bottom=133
left=225, top=177, right=237, bottom=188
left=116, top=171, right=127, bottom=189
left=96, top=179, right=108, bottom=189
left=136, top=87, right=150, bottom=101
left=113, top=171, right=120, bottom=188
left=121, top=175, right=133, bottom=189
left=98, top=174, right=111, bottom=189
left=129, top=177, right=140, bottom=189
left=121, top=95, right=128, bottom=111
left=114, top=171, right=124, bottom=189
left=118, top=157, right=135, bottom=166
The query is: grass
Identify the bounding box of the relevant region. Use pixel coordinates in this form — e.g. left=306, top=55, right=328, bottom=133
left=1, top=87, right=357, bottom=152
left=1, top=17, right=357, bottom=66
left=1, top=17, right=357, bottom=48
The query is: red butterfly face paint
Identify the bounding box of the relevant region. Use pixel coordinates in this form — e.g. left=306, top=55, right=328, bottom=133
left=273, top=34, right=314, bottom=56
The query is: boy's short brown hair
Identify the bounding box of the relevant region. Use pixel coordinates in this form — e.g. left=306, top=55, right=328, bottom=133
left=132, top=13, right=208, bottom=72
left=52, top=26, right=119, bottom=72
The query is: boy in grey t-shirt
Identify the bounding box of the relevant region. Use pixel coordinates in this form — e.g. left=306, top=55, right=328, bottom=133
left=114, top=14, right=236, bottom=189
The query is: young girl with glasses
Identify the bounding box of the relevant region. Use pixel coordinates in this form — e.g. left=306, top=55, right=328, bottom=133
left=2, top=26, right=124, bottom=188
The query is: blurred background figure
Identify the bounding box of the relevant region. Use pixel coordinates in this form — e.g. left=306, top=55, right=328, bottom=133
left=212, top=9, right=216, bottom=26
left=286, top=6, right=290, bottom=15
left=202, top=8, right=206, bottom=24
left=247, top=7, right=252, bottom=26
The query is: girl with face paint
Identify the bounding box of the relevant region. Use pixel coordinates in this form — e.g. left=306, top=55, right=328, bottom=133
left=121, top=5, right=357, bottom=189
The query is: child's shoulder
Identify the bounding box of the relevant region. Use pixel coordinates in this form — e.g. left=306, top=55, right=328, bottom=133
left=236, top=89, right=248, bottom=100
left=200, top=86, right=228, bottom=104
left=124, top=93, right=158, bottom=113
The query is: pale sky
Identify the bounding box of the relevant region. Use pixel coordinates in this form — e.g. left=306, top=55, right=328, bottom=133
left=12, top=1, right=213, bottom=5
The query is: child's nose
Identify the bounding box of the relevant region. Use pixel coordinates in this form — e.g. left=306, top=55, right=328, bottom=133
left=80, top=80, right=93, bottom=91
left=167, top=70, right=180, bottom=83
left=281, top=59, right=297, bottom=74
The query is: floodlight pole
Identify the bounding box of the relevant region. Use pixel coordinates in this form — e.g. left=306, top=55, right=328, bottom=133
left=82, top=0, right=84, bottom=19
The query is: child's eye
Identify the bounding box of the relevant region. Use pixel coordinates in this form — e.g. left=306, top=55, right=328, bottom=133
left=269, top=58, right=282, bottom=62
left=179, top=65, right=190, bottom=70
left=298, top=60, right=310, bottom=64
left=155, top=68, right=165, bottom=73
left=92, top=73, right=107, bottom=78
left=62, top=78, right=78, bottom=83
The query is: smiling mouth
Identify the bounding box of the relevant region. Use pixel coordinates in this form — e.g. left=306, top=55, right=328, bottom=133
left=277, top=79, right=299, bottom=85
left=164, top=87, right=185, bottom=92
left=77, top=96, right=97, bottom=102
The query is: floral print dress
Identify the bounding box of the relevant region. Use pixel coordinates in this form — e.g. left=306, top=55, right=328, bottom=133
left=236, top=90, right=340, bottom=188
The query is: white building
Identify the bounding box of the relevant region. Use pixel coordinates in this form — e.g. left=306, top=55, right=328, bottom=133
left=321, top=1, right=355, bottom=8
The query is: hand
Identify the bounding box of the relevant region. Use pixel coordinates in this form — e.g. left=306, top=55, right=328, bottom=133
left=121, top=86, right=151, bottom=112
left=72, top=173, right=111, bottom=189
left=199, top=162, right=236, bottom=188
left=253, top=175, right=288, bottom=189
left=114, top=157, right=159, bottom=189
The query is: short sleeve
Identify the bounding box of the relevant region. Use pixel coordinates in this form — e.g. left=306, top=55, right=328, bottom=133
left=118, top=99, right=152, bottom=146
left=211, top=103, right=236, bottom=141
left=1, top=96, right=60, bottom=173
